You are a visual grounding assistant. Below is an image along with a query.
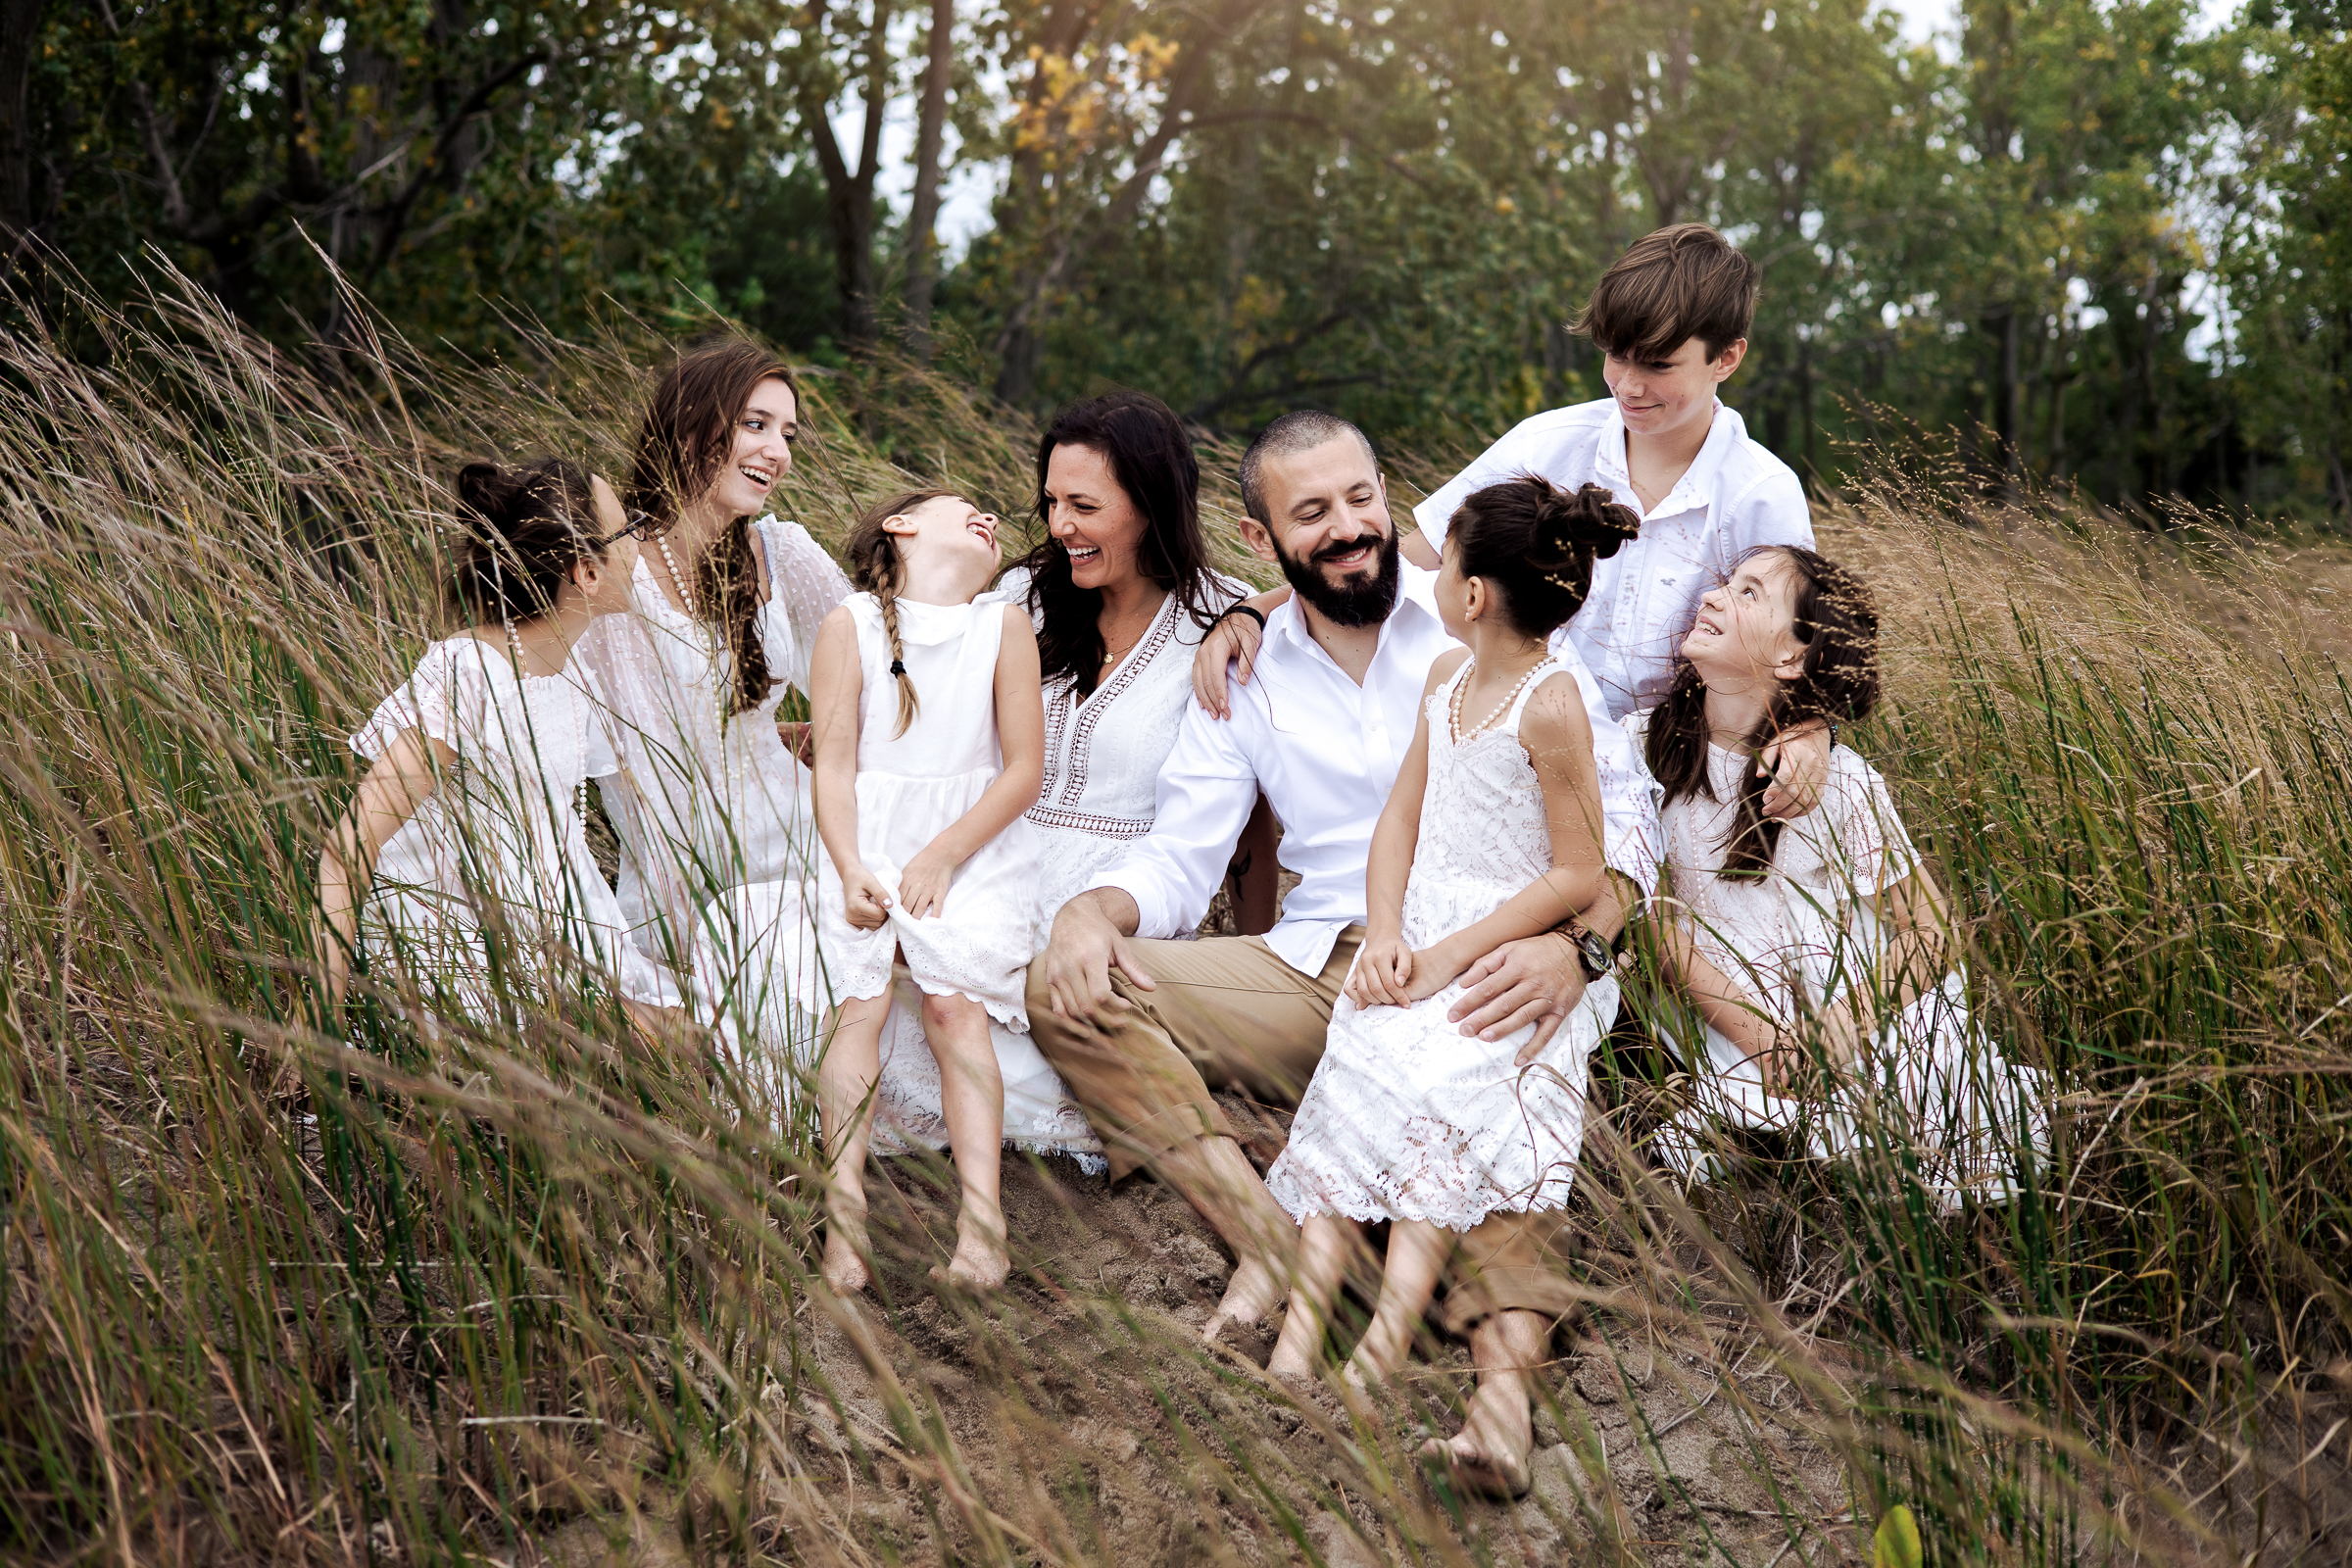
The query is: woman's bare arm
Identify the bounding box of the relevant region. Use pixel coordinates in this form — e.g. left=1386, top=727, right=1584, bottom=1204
left=317, top=729, right=450, bottom=1004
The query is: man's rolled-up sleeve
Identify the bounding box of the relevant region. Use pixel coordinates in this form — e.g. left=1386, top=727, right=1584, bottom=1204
left=1085, top=698, right=1262, bottom=939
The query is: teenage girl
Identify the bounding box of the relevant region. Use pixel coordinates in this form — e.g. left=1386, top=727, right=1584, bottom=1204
left=1634, top=545, right=2046, bottom=1208
left=1264, top=477, right=1638, bottom=1389
left=803, top=490, right=1046, bottom=1294
left=318, top=458, right=677, bottom=1025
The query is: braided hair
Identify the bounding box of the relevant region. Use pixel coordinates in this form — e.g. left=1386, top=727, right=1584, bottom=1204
left=624, top=339, right=799, bottom=723
left=1447, top=476, right=1641, bottom=640
left=841, top=489, right=960, bottom=739
left=1643, top=546, right=1882, bottom=876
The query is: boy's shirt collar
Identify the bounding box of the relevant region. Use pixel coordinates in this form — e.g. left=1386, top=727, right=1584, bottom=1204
left=1594, top=397, right=1740, bottom=520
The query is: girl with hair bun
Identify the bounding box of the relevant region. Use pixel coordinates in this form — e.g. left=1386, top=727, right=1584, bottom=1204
left=1634, top=546, right=2047, bottom=1209
left=1264, top=476, right=1640, bottom=1390
left=317, top=457, right=678, bottom=1025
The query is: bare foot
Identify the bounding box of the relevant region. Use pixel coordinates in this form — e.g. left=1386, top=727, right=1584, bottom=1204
left=934, top=1227, right=1009, bottom=1294
left=1201, top=1254, right=1284, bottom=1343
left=1416, top=1376, right=1535, bottom=1499
left=821, top=1209, right=871, bottom=1296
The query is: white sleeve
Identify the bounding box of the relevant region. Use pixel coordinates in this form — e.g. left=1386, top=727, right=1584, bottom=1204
left=353, top=641, right=480, bottom=760
left=762, top=519, right=853, bottom=689
left=1411, top=421, right=1539, bottom=546
left=1569, top=662, right=1661, bottom=896
left=1819, top=758, right=1918, bottom=900
left=1726, top=465, right=1815, bottom=556
left=1087, top=698, right=1262, bottom=939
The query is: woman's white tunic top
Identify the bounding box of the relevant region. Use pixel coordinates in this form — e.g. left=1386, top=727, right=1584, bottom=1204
left=352, top=636, right=677, bottom=1012
left=988, top=564, right=1250, bottom=942
left=572, top=517, right=850, bottom=970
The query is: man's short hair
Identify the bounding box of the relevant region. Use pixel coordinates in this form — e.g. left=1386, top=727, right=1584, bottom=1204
left=1575, top=223, right=1760, bottom=365
left=1238, top=411, right=1377, bottom=522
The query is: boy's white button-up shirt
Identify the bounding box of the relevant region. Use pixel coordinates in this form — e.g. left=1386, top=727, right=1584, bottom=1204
left=1413, top=398, right=1814, bottom=719
left=1085, top=564, right=1663, bottom=977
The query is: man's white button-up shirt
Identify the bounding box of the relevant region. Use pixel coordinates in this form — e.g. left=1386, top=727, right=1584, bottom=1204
left=1413, top=398, right=1813, bottom=719
left=1085, top=564, right=1664, bottom=977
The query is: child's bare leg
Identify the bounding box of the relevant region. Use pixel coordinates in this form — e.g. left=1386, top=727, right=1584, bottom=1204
left=1267, top=1214, right=1353, bottom=1380
left=1345, top=1220, right=1454, bottom=1390
left=817, top=995, right=892, bottom=1294
left=919, top=991, right=1008, bottom=1290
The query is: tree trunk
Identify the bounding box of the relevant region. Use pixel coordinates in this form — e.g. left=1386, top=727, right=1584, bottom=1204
left=798, top=2, right=887, bottom=347
left=0, top=0, right=39, bottom=269
left=903, top=0, right=954, bottom=362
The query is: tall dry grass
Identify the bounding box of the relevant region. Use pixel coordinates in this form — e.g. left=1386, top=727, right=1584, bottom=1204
left=0, top=265, right=2343, bottom=1564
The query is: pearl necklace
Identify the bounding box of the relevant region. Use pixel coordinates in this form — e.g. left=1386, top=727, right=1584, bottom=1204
left=1448, top=656, right=1552, bottom=745
left=654, top=527, right=760, bottom=800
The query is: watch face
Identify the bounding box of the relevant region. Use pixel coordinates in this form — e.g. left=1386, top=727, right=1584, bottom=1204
left=1576, top=931, right=1611, bottom=978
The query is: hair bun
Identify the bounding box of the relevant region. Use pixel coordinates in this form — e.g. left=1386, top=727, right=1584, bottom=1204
left=456, top=460, right=516, bottom=527
left=1529, top=481, right=1641, bottom=570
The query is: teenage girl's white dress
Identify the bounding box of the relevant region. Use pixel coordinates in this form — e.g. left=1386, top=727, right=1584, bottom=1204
left=1628, top=712, right=2048, bottom=1210
left=572, top=517, right=849, bottom=974
left=1267, top=657, right=1617, bottom=1230
left=352, top=636, right=679, bottom=1016
left=710, top=593, right=1102, bottom=1164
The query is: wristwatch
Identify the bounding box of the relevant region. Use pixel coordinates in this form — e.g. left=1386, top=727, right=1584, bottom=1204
left=1558, top=911, right=1614, bottom=983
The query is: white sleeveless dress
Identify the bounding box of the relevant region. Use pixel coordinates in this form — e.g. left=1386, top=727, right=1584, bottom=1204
left=705, top=594, right=1102, bottom=1165
left=1266, top=658, right=1616, bottom=1231
left=808, top=595, right=1037, bottom=1021
left=352, top=637, right=679, bottom=1017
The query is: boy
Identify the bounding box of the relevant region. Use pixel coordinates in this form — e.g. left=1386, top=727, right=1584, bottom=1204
left=1406, top=222, right=1813, bottom=723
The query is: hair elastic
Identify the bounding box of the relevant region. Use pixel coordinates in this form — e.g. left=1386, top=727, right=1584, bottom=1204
left=890, top=659, right=906, bottom=676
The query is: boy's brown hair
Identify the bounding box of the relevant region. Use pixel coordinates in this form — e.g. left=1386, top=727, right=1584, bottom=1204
left=1574, top=223, right=1759, bottom=365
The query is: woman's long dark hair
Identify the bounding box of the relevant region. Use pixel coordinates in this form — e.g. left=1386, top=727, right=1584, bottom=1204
left=1012, top=390, right=1221, bottom=698
left=625, top=339, right=799, bottom=722
left=1644, top=546, right=1882, bottom=876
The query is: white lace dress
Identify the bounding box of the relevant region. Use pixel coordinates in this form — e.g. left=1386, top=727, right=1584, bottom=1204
left=571, top=517, right=849, bottom=974
left=709, top=594, right=1103, bottom=1165
left=1266, top=658, right=1617, bottom=1230
left=352, top=637, right=679, bottom=1017
left=1629, top=713, right=2049, bottom=1210
left=988, top=564, right=1250, bottom=941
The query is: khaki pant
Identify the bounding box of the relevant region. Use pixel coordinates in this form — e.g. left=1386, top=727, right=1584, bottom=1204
left=1026, top=927, right=1583, bottom=1332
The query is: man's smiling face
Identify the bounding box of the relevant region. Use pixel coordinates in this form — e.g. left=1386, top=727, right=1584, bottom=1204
left=1242, top=435, right=1400, bottom=629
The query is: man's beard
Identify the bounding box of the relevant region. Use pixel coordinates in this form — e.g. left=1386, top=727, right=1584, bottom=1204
left=1273, top=527, right=1400, bottom=629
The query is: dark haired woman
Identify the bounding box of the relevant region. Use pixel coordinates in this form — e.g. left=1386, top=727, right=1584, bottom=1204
left=318, top=458, right=677, bottom=1023
left=1633, top=545, right=2046, bottom=1210
left=1260, top=475, right=1636, bottom=1395
left=987, top=389, right=1251, bottom=936
left=574, top=342, right=853, bottom=982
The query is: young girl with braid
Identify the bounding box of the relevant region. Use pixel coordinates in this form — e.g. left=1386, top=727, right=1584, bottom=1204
left=1634, top=546, right=2046, bottom=1208
left=802, top=491, right=1046, bottom=1294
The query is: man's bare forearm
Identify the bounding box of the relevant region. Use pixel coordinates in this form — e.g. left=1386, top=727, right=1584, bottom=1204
left=1578, top=869, right=1638, bottom=944
left=1063, top=886, right=1144, bottom=939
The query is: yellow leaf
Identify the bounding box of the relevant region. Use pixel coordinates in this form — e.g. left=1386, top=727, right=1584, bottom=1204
left=1873, top=1505, right=1923, bottom=1568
